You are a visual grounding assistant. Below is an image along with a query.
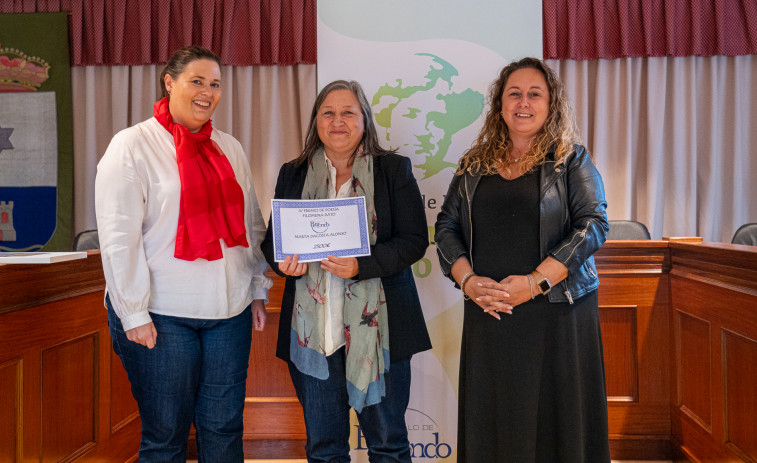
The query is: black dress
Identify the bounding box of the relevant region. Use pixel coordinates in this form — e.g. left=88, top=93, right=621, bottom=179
left=458, top=170, right=610, bottom=462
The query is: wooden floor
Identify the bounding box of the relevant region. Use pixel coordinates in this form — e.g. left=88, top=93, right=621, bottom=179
left=188, top=460, right=305, bottom=463
left=185, top=436, right=677, bottom=462
left=186, top=460, right=673, bottom=462
left=186, top=458, right=674, bottom=462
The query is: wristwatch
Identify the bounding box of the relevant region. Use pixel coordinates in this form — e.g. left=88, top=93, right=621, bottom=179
left=532, top=270, right=552, bottom=295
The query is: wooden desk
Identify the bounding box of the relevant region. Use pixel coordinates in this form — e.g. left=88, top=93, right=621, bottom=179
left=595, top=240, right=757, bottom=461
left=595, top=240, right=673, bottom=459
left=0, top=252, right=140, bottom=462
left=0, top=251, right=301, bottom=462
left=667, top=242, right=757, bottom=462
left=2, top=242, right=756, bottom=462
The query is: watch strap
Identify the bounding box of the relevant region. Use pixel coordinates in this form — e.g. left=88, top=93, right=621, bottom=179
left=532, top=269, right=552, bottom=295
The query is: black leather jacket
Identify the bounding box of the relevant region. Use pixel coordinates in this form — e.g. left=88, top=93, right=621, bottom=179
left=435, top=145, right=608, bottom=304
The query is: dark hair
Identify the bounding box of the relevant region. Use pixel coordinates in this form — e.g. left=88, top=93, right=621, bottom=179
left=458, top=57, right=580, bottom=175
left=159, top=46, right=222, bottom=98
left=293, top=80, right=395, bottom=166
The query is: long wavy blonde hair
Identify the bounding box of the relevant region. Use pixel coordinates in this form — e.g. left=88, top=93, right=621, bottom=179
left=458, top=57, right=580, bottom=175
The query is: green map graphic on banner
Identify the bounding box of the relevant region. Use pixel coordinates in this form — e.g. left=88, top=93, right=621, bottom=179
left=0, top=12, right=72, bottom=251
left=371, top=53, right=484, bottom=179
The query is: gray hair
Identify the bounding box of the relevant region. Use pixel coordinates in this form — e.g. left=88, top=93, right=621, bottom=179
left=293, top=80, right=395, bottom=166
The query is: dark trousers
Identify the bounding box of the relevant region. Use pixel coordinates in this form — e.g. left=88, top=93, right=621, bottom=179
left=288, top=347, right=413, bottom=463
left=107, top=297, right=252, bottom=463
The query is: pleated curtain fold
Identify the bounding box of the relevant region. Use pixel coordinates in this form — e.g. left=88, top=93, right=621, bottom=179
left=0, top=0, right=317, bottom=65
left=543, top=0, right=757, bottom=242
left=543, top=0, right=757, bottom=60
left=3, top=1, right=756, bottom=242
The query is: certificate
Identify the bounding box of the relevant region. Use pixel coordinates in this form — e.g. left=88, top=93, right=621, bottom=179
left=271, top=198, right=371, bottom=262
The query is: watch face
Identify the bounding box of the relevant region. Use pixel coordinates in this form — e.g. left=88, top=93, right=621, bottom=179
left=538, top=279, right=551, bottom=293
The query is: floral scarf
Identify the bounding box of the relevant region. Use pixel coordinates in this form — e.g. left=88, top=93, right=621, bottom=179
left=290, top=148, right=389, bottom=412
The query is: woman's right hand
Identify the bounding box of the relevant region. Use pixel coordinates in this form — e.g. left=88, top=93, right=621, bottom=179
left=465, top=275, right=513, bottom=320
left=278, top=254, right=307, bottom=277
left=125, top=322, right=157, bottom=349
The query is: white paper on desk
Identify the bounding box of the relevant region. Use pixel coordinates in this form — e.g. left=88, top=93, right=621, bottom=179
left=271, top=198, right=371, bottom=262
left=0, top=251, right=87, bottom=264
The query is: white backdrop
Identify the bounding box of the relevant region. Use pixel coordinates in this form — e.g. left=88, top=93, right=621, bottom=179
left=317, top=1, right=542, bottom=461
left=548, top=56, right=757, bottom=242
left=71, top=64, right=316, bottom=237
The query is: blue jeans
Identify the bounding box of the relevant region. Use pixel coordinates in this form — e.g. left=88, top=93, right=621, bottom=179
left=288, top=347, right=412, bottom=463
left=107, top=296, right=252, bottom=463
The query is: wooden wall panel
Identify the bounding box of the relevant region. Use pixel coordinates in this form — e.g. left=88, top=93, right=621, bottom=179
left=247, top=311, right=296, bottom=397
left=670, top=242, right=757, bottom=462
left=723, top=330, right=757, bottom=460
left=110, top=349, right=138, bottom=433
left=4, top=243, right=757, bottom=462
left=599, top=305, right=638, bottom=401
left=0, top=253, right=140, bottom=462
left=596, top=274, right=671, bottom=406
left=41, top=334, right=98, bottom=462
left=243, top=400, right=306, bottom=438
left=238, top=269, right=306, bottom=450
left=0, top=360, right=20, bottom=462
left=676, top=311, right=712, bottom=430
left=596, top=242, right=672, bottom=458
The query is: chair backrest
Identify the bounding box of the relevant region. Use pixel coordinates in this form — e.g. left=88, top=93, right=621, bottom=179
left=731, top=223, right=757, bottom=246
left=606, top=220, right=651, bottom=240
left=73, top=229, right=100, bottom=251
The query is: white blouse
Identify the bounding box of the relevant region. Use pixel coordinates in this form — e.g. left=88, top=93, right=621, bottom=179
left=95, top=117, right=271, bottom=331
left=323, top=155, right=349, bottom=355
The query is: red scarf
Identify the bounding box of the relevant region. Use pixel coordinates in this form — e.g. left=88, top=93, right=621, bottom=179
left=153, top=97, right=248, bottom=261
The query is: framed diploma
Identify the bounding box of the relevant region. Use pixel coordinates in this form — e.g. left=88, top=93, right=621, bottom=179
left=271, top=198, right=371, bottom=262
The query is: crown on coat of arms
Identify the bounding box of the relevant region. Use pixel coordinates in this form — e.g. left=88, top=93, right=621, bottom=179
left=0, top=44, right=51, bottom=92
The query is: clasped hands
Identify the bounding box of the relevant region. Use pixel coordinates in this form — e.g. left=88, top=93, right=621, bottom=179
left=464, top=274, right=533, bottom=320
left=278, top=254, right=358, bottom=279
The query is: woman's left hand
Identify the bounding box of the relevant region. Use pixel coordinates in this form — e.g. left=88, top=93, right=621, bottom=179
left=477, top=274, right=534, bottom=311
left=498, top=274, right=534, bottom=307
left=321, top=255, right=359, bottom=279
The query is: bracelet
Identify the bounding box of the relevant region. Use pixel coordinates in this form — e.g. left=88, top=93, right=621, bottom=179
left=459, top=271, right=476, bottom=300
left=526, top=273, right=535, bottom=300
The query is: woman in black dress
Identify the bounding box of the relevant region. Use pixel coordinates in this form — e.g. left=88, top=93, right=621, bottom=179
left=434, top=58, right=610, bottom=462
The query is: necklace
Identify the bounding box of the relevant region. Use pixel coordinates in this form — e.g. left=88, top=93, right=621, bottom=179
left=502, top=155, right=525, bottom=177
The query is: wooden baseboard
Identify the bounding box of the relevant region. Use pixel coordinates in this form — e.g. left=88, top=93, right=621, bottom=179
left=77, top=418, right=140, bottom=462
left=187, top=438, right=307, bottom=460
left=192, top=436, right=676, bottom=461
left=610, top=435, right=673, bottom=460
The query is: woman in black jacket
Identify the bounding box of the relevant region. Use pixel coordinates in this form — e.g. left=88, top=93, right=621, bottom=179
left=435, top=58, right=610, bottom=462
left=261, top=80, right=431, bottom=463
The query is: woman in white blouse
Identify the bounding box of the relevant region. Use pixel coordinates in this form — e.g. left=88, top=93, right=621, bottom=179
left=95, top=46, right=271, bottom=463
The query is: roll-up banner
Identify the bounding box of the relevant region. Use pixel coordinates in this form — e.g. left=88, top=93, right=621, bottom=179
left=317, top=1, right=541, bottom=461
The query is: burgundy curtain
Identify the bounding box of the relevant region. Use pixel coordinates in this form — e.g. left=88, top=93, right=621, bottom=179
left=0, top=0, right=316, bottom=65
left=543, top=0, right=757, bottom=60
